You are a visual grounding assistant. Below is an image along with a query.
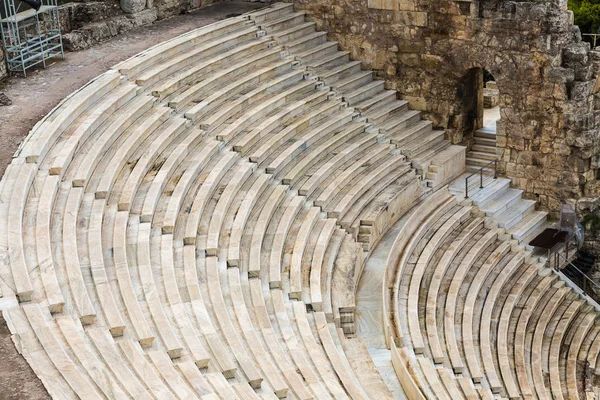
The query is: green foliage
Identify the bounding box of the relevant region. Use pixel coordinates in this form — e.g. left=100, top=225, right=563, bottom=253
left=569, top=0, right=600, bottom=34
left=582, top=213, right=600, bottom=235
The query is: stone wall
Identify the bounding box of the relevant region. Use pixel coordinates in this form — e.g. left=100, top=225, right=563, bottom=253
left=154, top=0, right=219, bottom=20
left=57, top=0, right=225, bottom=51
left=0, top=46, right=7, bottom=82
left=289, top=0, right=600, bottom=216
left=60, top=2, right=157, bottom=51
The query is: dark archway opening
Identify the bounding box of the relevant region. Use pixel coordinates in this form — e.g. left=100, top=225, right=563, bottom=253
left=455, top=67, right=499, bottom=143
left=456, top=67, right=484, bottom=140
left=456, top=66, right=500, bottom=172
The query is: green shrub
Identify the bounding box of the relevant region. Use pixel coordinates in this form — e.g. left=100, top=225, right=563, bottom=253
left=569, top=0, right=600, bottom=34
left=582, top=213, right=600, bottom=236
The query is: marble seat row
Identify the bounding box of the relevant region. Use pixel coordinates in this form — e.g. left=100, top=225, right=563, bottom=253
left=385, top=188, right=600, bottom=399
left=208, top=172, right=368, bottom=395
left=1, top=3, right=470, bottom=399
left=6, top=304, right=258, bottom=399
left=254, top=11, right=466, bottom=188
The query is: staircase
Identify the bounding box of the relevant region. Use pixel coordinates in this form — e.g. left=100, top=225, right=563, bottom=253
left=563, top=250, right=598, bottom=299
left=572, top=250, right=596, bottom=274
left=466, top=126, right=496, bottom=173
left=450, top=176, right=549, bottom=248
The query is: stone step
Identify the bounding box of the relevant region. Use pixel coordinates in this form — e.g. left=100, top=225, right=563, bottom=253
left=465, top=165, right=495, bottom=175
left=380, top=109, right=421, bottom=135
left=466, top=157, right=494, bottom=168
left=467, top=177, right=511, bottom=206
left=309, top=50, right=351, bottom=71
left=297, top=41, right=340, bottom=62
left=286, top=31, right=328, bottom=53
left=511, top=210, right=548, bottom=243
left=496, top=199, right=536, bottom=230
left=319, top=61, right=362, bottom=83
left=248, top=2, right=295, bottom=23
left=367, top=100, right=409, bottom=125
left=472, top=144, right=496, bottom=154
left=343, top=79, right=385, bottom=104
left=335, top=70, right=374, bottom=92
left=270, top=21, right=317, bottom=44
left=423, top=143, right=464, bottom=186
left=479, top=188, right=524, bottom=218
left=401, top=130, right=445, bottom=158
left=474, top=136, right=495, bottom=147
left=259, top=12, right=306, bottom=33
left=354, top=90, right=397, bottom=112
left=466, top=150, right=496, bottom=161
left=474, top=126, right=496, bottom=139
left=413, top=140, right=451, bottom=171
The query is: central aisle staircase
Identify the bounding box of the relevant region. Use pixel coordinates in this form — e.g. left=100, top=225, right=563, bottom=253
left=0, top=3, right=467, bottom=399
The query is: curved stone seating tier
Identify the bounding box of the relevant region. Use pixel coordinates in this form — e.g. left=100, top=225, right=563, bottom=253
left=385, top=189, right=600, bottom=399
left=257, top=12, right=466, bottom=188
left=0, top=3, right=473, bottom=398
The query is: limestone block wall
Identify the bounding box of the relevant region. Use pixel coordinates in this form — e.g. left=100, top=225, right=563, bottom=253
left=0, top=46, right=7, bottom=82
left=154, top=0, right=220, bottom=20
left=58, top=0, right=227, bottom=51
left=289, top=0, right=600, bottom=215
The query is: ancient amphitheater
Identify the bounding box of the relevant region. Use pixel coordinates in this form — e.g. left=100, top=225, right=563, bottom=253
left=1, top=1, right=600, bottom=399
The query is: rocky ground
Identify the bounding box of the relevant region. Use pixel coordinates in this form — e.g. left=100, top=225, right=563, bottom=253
left=0, top=1, right=264, bottom=397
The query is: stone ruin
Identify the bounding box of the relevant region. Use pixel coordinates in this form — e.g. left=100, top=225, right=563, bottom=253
left=1, top=0, right=599, bottom=215
left=0, top=0, right=220, bottom=54
left=483, top=81, right=498, bottom=108
left=1, top=3, right=600, bottom=398
left=287, top=0, right=600, bottom=217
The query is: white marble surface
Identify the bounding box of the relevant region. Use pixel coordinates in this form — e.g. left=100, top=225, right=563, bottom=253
left=355, top=208, right=415, bottom=399
left=483, top=106, right=500, bottom=130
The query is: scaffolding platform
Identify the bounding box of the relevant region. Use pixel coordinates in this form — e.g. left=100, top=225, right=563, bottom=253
left=1, top=0, right=64, bottom=76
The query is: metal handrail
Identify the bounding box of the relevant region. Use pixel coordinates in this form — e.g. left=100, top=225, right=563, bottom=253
left=583, top=33, right=600, bottom=48
left=556, top=252, right=600, bottom=294
left=464, top=158, right=497, bottom=198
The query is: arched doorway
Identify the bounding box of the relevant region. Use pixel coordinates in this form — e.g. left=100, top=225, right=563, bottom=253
left=455, top=66, right=500, bottom=172
left=456, top=67, right=484, bottom=137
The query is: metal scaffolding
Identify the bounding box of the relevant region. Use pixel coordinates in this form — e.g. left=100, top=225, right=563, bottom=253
left=1, top=0, right=64, bottom=76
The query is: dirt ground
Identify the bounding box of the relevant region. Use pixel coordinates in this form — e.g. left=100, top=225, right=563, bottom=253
left=0, top=2, right=265, bottom=398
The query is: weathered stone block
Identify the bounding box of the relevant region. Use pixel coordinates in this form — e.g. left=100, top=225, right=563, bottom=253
left=121, top=0, right=146, bottom=14
left=563, top=42, right=590, bottom=66
left=0, top=47, right=7, bottom=82
left=570, top=80, right=595, bottom=101
left=398, top=0, right=416, bottom=12
left=585, top=181, right=600, bottom=198
left=396, top=11, right=427, bottom=27
left=403, top=95, right=427, bottom=111
left=547, top=67, right=575, bottom=84
left=58, top=2, right=123, bottom=33
left=483, top=88, right=499, bottom=108
left=367, top=0, right=395, bottom=10
left=62, top=8, right=157, bottom=51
